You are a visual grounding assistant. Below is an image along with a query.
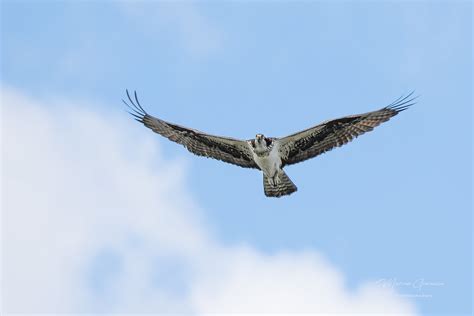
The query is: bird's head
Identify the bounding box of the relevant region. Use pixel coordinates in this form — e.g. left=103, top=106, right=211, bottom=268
left=253, top=134, right=272, bottom=151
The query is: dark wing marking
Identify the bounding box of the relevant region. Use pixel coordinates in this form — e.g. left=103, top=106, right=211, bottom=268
left=123, top=90, right=258, bottom=169
left=278, top=92, right=417, bottom=166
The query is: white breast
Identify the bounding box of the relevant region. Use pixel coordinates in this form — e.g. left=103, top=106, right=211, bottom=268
left=251, top=143, right=282, bottom=177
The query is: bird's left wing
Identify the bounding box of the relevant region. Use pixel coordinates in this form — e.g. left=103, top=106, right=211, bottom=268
left=278, top=93, right=416, bottom=167
left=123, top=90, right=258, bottom=169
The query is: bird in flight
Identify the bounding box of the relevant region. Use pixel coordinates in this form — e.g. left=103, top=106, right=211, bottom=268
left=124, top=91, right=416, bottom=197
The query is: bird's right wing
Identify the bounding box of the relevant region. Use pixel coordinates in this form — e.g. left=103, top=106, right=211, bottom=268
left=124, top=90, right=258, bottom=169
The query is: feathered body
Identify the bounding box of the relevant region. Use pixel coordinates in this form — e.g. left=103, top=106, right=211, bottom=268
left=124, top=91, right=416, bottom=197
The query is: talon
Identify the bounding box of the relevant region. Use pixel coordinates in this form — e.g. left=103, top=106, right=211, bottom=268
left=270, top=174, right=281, bottom=186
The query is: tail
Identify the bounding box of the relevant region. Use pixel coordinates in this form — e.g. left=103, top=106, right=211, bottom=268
left=263, top=171, right=298, bottom=198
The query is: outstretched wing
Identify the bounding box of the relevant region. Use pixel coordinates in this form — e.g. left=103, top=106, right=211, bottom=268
left=278, top=92, right=417, bottom=167
left=124, top=90, right=258, bottom=169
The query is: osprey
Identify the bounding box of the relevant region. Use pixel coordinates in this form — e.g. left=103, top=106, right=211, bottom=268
left=124, top=91, right=415, bottom=197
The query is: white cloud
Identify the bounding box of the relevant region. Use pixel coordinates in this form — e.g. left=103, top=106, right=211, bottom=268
left=1, top=86, right=417, bottom=314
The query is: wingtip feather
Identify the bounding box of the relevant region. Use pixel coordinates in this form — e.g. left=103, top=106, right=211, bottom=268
left=386, top=91, right=419, bottom=113
left=123, top=89, right=148, bottom=121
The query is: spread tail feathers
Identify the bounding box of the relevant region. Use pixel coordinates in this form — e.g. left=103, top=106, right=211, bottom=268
left=263, top=171, right=297, bottom=198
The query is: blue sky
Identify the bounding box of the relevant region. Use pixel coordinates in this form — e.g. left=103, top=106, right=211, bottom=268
left=1, top=1, right=472, bottom=315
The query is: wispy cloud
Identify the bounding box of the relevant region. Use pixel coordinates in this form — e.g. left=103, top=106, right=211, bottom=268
left=2, top=86, right=417, bottom=314
left=119, top=2, right=223, bottom=58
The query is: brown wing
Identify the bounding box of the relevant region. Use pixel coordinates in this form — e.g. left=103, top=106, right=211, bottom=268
left=278, top=93, right=416, bottom=166
left=124, top=90, right=258, bottom=169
